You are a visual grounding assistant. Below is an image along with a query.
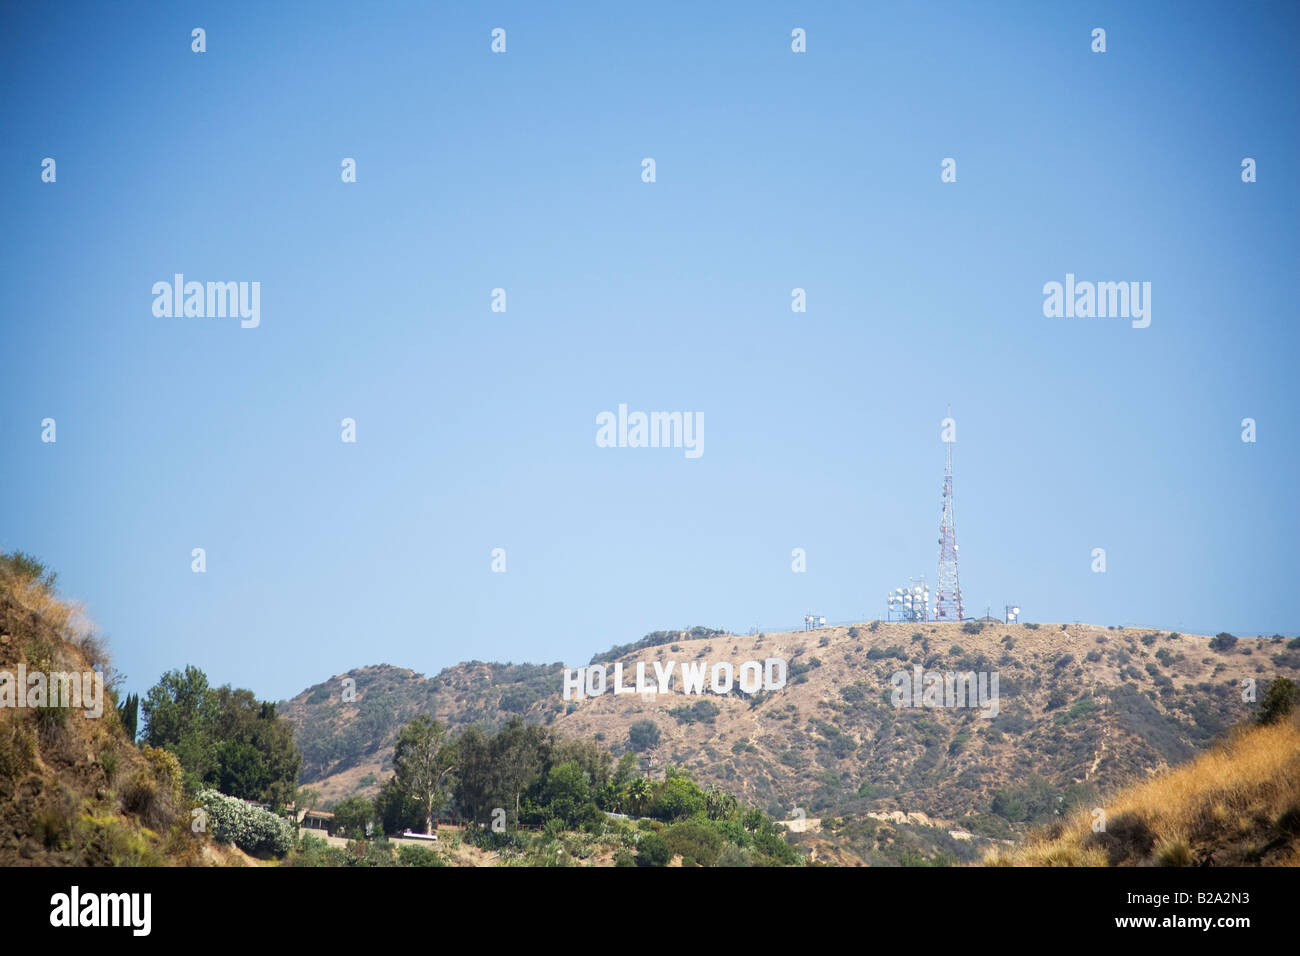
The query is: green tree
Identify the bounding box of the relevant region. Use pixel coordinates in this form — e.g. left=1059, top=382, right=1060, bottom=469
left=625, top=777, right=653, bottom=816
left=537, top=761, right=594, bottom=828
left=116, top=692, right=139, bottom=742
left=491, top=717, right=550, bottom=823
left=141, top=666, right=219, bottom=792
left=210, top=689, right=301, bottom=809
left=375, top=776, right=424, bottom=835
left=450, top=725, right=497, bottom=825
left=611, top=751, right=638, bottom=789
left=331, top=795, right=376, bottom=839
left=141, top=667, right=300, bottom=805
left=392, top=715, right=456, bottom=833
left=654, top=774, right=706, bottom=820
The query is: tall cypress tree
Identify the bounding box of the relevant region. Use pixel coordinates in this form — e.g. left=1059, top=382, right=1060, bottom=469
left=117, top=692, right=139, bottom=742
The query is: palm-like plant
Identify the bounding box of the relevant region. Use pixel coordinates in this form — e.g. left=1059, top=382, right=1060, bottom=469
left=704, top=787, right=737, bottom=821
left=625, top=777, right=653, bottom=816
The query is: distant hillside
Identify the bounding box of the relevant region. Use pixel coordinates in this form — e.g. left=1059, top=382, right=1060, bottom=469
left=284, top=622, right=1300, bottom=844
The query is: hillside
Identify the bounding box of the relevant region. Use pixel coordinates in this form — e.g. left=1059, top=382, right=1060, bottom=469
left=284, top=621, right=1300, bottom=851
left=0, top=554, right=240, bottom=866
left=986, top=709, right=1300, bottom=866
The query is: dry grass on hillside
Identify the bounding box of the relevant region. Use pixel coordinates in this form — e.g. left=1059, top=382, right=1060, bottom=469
left=0, top=555, right=224, bottom=866
left=986, top=712, right=1300, bottom=866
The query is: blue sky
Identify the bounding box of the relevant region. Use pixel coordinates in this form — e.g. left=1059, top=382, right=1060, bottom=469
left=2, top=1, right=1297, bottom=701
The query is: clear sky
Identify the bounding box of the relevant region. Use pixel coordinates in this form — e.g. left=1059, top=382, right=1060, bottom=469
left=2, top=2, right=1297, bottom=701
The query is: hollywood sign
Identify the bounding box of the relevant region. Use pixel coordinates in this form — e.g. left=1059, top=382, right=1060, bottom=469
left=563, top=658, right=788, bottom=700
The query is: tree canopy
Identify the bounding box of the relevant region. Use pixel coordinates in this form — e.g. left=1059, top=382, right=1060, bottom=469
left=142, top=665, right=301, bottom=807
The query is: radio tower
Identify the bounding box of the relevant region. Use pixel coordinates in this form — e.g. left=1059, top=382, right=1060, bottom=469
left=935, top=414, right=964, bottom=622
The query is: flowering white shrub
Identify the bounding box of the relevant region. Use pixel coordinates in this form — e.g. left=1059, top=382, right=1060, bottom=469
left=196, top=789, right=294, bottom=855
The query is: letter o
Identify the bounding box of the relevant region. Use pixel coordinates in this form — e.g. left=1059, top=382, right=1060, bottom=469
left=738, top=660, right=763, bottom=694
left=586, top=664, right=607, bottom=697
left=710, top=662, right=734, bottom=694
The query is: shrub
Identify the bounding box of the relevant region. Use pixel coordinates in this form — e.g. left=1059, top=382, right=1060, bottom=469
left=1258, top=677, right=1298, bottom=726
left=654, top=776, right=706, bottom=819
left=398, top=844, right=444, bottom=867
left=614, top=849, right=636, bottom=867
left=1210, top=633, right=1238, bottom=652
left=627, top=719, right=661, bottom=752
left=197, top=788, right=294, bottom=856
left=0, top=722, right=37, bottom=781
left=669, top=699, right=721, bottom=725
left=664, top=818, right=723, bottom=867
left=636, top=832, right=672, bottom=866
left=716, top=844, right=752, bottom=867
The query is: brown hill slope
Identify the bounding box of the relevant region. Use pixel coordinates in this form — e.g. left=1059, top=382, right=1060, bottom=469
left=286, top=621, right=1299, bottom=827
left=0, top=555, right=237, bottom=866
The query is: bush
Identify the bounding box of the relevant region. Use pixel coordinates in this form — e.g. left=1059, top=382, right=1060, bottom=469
left=614, top=849, right=637, bottom=867
left=663, top=818, right=723, bottom=867
left=397, top=844, right=444, bottom=867
left=628, top=719, right=661, bottom=753
left=716, top=844, right=752, bottom=867
left=637, top=832, right=672, bottom=866
left=654, top=776, right=706, bottom=820
left=668, top=699, right=721, bottom=725
left=1210, top=633, right=1238, bottom=652
left=197, top=788, right=294, bottom=856
left=1258, top=677, right=1298, bottom=726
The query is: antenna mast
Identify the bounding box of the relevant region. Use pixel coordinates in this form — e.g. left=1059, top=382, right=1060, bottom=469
left=935, top=411, right=964, bottom=622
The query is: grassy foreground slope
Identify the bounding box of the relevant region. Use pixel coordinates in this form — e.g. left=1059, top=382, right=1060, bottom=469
left=0, top=553, right=240, bottom=866
left=987, top=710, right=1300, bottom=866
